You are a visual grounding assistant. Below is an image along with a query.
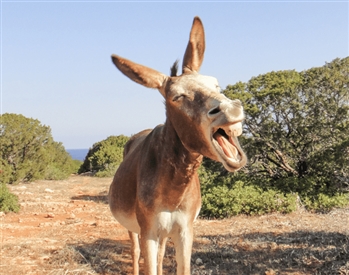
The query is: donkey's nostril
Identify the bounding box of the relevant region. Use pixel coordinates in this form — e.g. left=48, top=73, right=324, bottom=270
left=208, top=106, right=221, bottom=116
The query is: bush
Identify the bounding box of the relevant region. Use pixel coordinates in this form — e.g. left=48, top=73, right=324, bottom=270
left=199, top=156, right=348, bottom=217
left=0, top=113, right=77, bottom=184
left=71, top=160, right=83, bottom=173
left=201, top=180, right=297, bottom=219
left=216, top=57, right=349, bottom=214
left=0, top=184, right=20, bottom=213
left=79, top=135, right=129, bottom=177
left=303, top=193, right=348, bottom=212
left=198, top=158, right=297, bottom=218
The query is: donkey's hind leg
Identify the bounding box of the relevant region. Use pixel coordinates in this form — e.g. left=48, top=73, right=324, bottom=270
left=128, top=231, right=141, bottom=275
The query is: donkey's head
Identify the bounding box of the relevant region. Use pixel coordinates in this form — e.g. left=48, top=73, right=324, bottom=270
left=111, top=17, right=247, bottom=171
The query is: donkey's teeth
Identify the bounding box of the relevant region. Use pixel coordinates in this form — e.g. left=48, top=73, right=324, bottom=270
left=225, top=122, right=242, bottom=137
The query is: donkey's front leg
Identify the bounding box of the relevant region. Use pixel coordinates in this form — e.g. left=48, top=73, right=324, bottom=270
left=141, top=229, right=159, bottom=275
left=128, top=231, right=141, bottom=275
left=157, top=236, right=168, bottom=275
left=173, top=225, right=194, bottom=275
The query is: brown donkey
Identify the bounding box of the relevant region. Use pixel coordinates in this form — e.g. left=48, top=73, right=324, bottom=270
left=109, top=17, right=247, bottom=275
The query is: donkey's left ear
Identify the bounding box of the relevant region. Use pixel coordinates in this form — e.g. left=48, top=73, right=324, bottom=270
left=182, top=16, right=205, bottom=74
left=111, top=55, right=168, bottom=96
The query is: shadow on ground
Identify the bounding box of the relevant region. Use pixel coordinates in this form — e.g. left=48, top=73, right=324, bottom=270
left=192, top=230, right=349, bottom=275
left=47, top=231, right=348, bottom=275
left=71, top=193, right=108, bottom=204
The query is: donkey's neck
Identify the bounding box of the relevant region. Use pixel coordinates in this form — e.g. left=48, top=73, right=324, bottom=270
left=161, top=119, right=203, bottom=185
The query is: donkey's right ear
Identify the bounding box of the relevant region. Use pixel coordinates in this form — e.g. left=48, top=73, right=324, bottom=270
left=111, top=55, right=167, bottom=96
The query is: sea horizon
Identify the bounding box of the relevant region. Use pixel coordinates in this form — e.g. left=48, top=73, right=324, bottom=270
left=66, top=149, right=89, bottom=161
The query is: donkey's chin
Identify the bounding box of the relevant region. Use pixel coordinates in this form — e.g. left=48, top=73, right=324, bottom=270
left=211, top=123, right=247, bottom=172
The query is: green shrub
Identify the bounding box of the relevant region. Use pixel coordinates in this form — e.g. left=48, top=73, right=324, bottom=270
left=71, top=160, right=83, bottom=174
left=303, top=193, right=349, bottom=212
left=0, top=113, right=77, bottom=184
left=44, top=142, right=81, bottom=180
left=0, top=184, right=20, bottom=213
left=95, top=168, right=118, bottom=178
left=218, top=57, right=349, bottom=214
left=0, top=161, right=12, bottom=186
left=201, top=181, right=297, bottom=219
left=199, top=160, right=349, bottom=216
left=79, top=135, right=129, bottom=177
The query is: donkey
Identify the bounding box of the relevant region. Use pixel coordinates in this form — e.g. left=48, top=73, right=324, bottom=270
left=109, top=17, right=247, bottom=275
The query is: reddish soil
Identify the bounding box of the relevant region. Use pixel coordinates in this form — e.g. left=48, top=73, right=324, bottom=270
left=1, top=175, right=348, bottom=274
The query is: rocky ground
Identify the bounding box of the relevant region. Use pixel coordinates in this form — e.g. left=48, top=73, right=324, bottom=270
left=1, top=175, right=348, bottom=274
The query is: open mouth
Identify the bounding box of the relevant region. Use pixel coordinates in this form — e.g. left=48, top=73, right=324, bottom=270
left=212, top=122, right=246, bottom=169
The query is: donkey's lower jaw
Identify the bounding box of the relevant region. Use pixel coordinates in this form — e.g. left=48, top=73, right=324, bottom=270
left=213, top=137, right=243, bottom=162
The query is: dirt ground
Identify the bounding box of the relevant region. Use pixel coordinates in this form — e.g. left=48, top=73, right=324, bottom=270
left=1, top=175, right=348, bottom=275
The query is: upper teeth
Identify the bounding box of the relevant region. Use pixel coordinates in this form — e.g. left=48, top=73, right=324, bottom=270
left=222, top=122, right=242, bottom=137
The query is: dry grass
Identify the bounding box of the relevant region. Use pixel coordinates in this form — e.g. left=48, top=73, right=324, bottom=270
left=1, top=175, right=348, bottom=275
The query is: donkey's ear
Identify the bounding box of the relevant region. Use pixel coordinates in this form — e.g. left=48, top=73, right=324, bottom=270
left=111, top=55, right=167, bottom=96
left=182, top=16, right=205, bottom=74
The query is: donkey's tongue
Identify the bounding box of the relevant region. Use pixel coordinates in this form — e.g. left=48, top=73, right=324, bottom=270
left=213, top=123, right=242, bottom=160
left=213, top=132, right=239, bottom=160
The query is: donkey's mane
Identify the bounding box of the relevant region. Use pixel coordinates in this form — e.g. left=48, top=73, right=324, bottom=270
left=170, top=59, right=179, bottom=77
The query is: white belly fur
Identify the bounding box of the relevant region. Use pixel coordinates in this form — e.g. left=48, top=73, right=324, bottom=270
left=112, top=208, right=191, bottom=238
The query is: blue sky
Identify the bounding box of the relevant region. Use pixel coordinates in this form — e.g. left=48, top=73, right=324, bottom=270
left=1, top=1, right=348, bottom=149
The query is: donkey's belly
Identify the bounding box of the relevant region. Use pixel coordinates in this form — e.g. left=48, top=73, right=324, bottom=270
left=111, top=209, right=141, bottom=234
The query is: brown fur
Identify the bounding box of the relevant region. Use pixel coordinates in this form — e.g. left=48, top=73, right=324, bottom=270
left=108, top=17, right=247, bottom=275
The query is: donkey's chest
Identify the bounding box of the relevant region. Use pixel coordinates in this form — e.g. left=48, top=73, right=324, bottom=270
left=155, top=210, right=191, bottom=236
left=136, top=183, right=200, bottom=235
left=139, top=169, right=201, bottom=206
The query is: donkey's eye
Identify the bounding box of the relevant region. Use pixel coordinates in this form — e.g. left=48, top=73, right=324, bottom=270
left=215, top=85, right=222, bottom=93
left=216, top=86, right=223, bottom=93
left=172, top=95, right=185, bottom=102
